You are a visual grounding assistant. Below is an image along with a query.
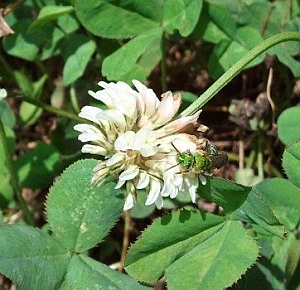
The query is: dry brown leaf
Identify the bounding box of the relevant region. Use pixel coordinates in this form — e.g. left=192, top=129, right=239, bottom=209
left=0, top=9, right=14, bottom=38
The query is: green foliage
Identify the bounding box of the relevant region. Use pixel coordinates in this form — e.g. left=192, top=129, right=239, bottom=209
left=125, top=209, right=258, bottom=289
left=13, top=141, right=62, bottom=188
left=46, top=159, right=123, bottom=252
left=1, top=0, right=300, bottom=289
left=0, top=160, right=149, bottom=289
left=278, top=107, right=300, bottom=145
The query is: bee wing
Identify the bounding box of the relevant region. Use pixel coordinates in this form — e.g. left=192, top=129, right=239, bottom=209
left=207, top=152, right=228, bottom=170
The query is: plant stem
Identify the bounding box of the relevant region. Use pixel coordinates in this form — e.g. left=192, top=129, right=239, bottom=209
left=160, top=33, right=167, bottom=92
left=0, top=117, right=35, bottom=226
left=119, top=210, right=131, bottom=272
left=21, top=96, right=87, bottom=123
left=180, top=31, right=300, bottom=117
left=257, top=133, right=264, bottom=179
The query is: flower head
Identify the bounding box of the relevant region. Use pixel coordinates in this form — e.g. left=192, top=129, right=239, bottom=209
left=74, top=80, right=212, bottom=210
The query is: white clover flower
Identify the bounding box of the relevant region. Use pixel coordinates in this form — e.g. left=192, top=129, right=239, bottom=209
left=74, top=80, right=209, bottom=210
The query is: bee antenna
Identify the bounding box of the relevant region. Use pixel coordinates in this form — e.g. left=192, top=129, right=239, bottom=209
left=171, top=141, right=181, bottom=154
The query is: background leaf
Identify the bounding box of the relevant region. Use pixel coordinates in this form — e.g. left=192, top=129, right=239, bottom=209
left=163, top=0, right=202, bottom=36
left=278, top=107, right=300, bottom=145
left=28, top=6, right=74, bottom=32
left=250, top=178, right=300, bottom=231
left=75, top=0, right=159, bottom=38
left=0, top=101, right=16, bottom=128
left=13, top=141, right=62, bottom=188
left=102, top=29, right=162, bottom=80
left=283, top=142, right=300, bottom=189
left=62, top=34, right=96, bottom=85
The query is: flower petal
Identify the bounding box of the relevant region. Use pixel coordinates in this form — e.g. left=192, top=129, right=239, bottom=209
left=154, top=91, right=177, bottom=126
left=145, top=178, right=161, bottom=205
left=78, top=106, right=103, bottom=123
left=136, top=171, right=150, bottom=189
left=155, top=194, right=163, bottom=209
left=106, top=153, right=125, bottom=167
left=96, top=109, right=127, bottom=132
left=119, top=165, right=139, bottom=181
left=123, top=193, right=135, bottom=210
left=114, top=131, right=135, bottom=151
left=81, top=144, right=108, bottom=155
left=133, top=79, right=159, bottom=117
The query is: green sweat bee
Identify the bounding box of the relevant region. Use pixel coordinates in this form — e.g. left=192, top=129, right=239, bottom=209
left=171, top=140, right=228, bottom=173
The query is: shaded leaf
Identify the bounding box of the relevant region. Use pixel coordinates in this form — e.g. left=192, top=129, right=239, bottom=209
left=60, top=255, right=151, bottom=290
left=0, top=101, right=15, bottom=128
left=0, top=224, right=70, bottom=290
left=3, top=19, right=44, bottom=61
left=283, top=142, right=300, bottom=189
left=14, top=141, right=62, bottom=188
left=286, top=239, right=300, bottom=289
left=102, top=29, right=162, bottom=80
left=198, top=177, right=250, bottom=214
left=62, top=34, right=96, bottom=85
left=28, top=6, right=74, bottom=32
left=163, top=0, right=202, bottom=36
left=232, top=181, right=285, bottom=237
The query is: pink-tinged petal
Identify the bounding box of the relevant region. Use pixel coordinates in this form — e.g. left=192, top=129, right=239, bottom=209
left=123, top=193, right=135, bottom=210
left=133, top=79, right=159, bottom=116
left=114, top=131, right=135, bottom=151
left=172, top=92, right=182, bottom=115
left=145, top=178, right=161, bottom=205
left=154, top=91, right=176, bottom=126
left=172, top=138, right=197, bottom=153
left=119, top=165, right=139, bottom=181
left=155, top=110, right=203, bottom=137
left=136, top=171, right=150, bottom=189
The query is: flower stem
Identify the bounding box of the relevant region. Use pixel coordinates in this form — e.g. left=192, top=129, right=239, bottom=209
left=180, top=31, right=300, bottom=117
left=119, top=210, right=131, bottom=272
left=21, top=95, right=87, bottom=123
left=160, top=33, right=167, bottom=92
left=0, top=117, right=35, bottom=226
